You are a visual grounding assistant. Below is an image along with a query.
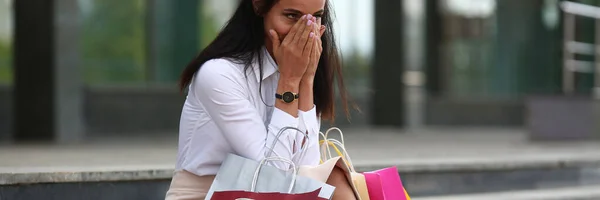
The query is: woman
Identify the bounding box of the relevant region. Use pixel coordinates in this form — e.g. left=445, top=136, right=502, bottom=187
left=166, top=0, right=354, bottom=199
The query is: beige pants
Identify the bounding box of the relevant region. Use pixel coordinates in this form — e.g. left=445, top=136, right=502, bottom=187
left=166, top=158, right=358, bottom=200
left=165, top=170, right=216, bottom=200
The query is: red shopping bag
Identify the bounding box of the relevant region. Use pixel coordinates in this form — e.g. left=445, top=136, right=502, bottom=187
left=211, top=188, right=327, bottom=200
left=363, top=166, right=410, bottom=200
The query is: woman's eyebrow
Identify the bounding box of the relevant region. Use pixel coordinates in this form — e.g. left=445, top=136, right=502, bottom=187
left=283, top=8, right=325, bottom=15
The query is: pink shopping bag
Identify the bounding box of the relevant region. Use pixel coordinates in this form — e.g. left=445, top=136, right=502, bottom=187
left=363, top=166, right=410, bottom=200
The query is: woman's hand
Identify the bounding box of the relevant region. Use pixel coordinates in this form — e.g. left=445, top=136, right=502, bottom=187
left=303, top=17, right=326, bottom=84
left=269, top=15, right=318, bottom=84
left=269, top=14, right=317, bottom=117
left=298, top=17, right=325, bottom=112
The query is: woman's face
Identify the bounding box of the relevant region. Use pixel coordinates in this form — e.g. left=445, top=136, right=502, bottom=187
left=262, top=0, right=326, bottom=47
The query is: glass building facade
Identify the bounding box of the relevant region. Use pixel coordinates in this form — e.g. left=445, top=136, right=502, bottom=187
left=0, top=0, right=598, bottom=142
left=425, top=0, right=598, bottom=126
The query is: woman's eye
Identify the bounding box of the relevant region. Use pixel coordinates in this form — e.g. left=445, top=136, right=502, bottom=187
left=285, top=14, right=297, bottom=20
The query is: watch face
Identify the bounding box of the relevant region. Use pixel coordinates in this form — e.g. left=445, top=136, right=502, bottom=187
left=282, top=92, right=295, bottom=103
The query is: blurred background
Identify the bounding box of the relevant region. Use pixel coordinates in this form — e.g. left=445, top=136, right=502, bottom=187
left=1, top=0, right=600, bottom=199
left=1, top=0, right=599, bottom=137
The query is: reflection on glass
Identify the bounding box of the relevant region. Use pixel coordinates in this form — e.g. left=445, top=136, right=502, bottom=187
left=80, top=0, right=146, bottom=84
left=330, top=0, right=373, bottom=96
left=443, top=0, right=496, bottom=18
left=440, top=0, right=497, bottom=98
left=74, top=0, right=375, bottom=88
left=78, top=0, right=234, bottom=84
left=0, top=0, right=12, bottom=84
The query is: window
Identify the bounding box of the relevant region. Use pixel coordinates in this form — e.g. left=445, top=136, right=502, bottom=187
left=79, top=0, right=230, bottom=84
left=0, top=0, right=12, bottom=84
left=80, top=0, right=146, bottom=84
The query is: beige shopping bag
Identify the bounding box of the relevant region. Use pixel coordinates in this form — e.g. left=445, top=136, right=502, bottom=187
left=298, top=155, right=362, bottom=199
left=318, top=128, right=371, bottom=200
left=350, top=172, right=371, bottom=200
left=298, top=156, right=345, bottom=182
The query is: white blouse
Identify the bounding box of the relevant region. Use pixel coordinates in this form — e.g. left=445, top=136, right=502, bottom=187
left=176, top=47, right=322, bottom=176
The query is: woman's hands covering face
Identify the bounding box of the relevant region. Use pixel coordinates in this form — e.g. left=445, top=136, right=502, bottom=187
left=268, top=14, right=324, bottom=83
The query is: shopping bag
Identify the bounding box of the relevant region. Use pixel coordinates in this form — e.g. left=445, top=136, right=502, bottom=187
left=318, top=128, right=370, bottom=200
left=211, top=187, right=326, bottom=200
left=204, top=154, right=335, bottom=200
left=363, top=166, right=410, bottom=200
left=264, top=126, right=311, bottom=166
left=266, top=126, right=360, bottom=200
left=351, top=172, right=371, bottom=200
left=298, top=156, right=348, bottom=183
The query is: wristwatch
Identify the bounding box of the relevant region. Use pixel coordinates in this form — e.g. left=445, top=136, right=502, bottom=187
left=275, top=92, right=299, bottom=103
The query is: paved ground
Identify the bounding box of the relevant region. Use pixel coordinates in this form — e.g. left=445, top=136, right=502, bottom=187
left=1, top=127, right=600, bottom=174
left=414, top=185, right=600, bottom=200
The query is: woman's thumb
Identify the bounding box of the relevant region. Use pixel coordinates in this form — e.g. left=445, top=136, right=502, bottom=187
left=269, top=29, right=281, bottom=50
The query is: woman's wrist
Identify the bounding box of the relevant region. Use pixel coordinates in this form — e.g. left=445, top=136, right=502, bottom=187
left=278, top=64, right=304, bottom=86
left=277, top=78, right=301, bottom=94
left=298, top=79, right=314, bottom=112
left=300, top=75, right=315, bottom=86
left=275, top=77, right=301, bottom=117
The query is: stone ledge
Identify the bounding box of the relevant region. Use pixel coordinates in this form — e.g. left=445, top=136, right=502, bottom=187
left=0, top=166, right=174, bottom=186
left=3, top=155, right=600, bottom=186
left=354, top=154, right=600, bottom=173
left=413, top=185, right=600, bottom=200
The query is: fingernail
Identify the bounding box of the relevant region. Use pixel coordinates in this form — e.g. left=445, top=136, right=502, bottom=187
left=309, top=32, right=314, bottom=38
left=307, top=14, right=312, bottom=19
left=313, top=17, right=317, bottom=22
left=301, top=15, right=306, bottom=19
left=307, top=20, right=312, bottom=26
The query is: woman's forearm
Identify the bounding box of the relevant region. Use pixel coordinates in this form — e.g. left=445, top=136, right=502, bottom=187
left=298, top=78, right=314, bottom=112
left=275, top=78, right=301, bottom=117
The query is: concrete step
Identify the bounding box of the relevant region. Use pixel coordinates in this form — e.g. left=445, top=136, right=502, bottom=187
left=2, top=130, right=600, bottom=199
left=414, top=185, right=600, bottom=200
left=398, top=166, right=600, bottom=197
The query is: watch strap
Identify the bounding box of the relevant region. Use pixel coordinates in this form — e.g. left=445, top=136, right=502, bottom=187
left=275, top=93, right=299, bottom=99
left=275, top=92, right=299, bottom=103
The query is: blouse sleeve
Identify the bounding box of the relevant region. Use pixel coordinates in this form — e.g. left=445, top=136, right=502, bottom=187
left=295, top=105, right=322, bottom=165
left=192, top=59, right=301, bottom=169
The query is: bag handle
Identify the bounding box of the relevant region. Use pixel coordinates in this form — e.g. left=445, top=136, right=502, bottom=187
left=329, top=139, right=355, bottom=172
left=319, top=127, right=345, bottom=162
left=251, top=156, right=298, bottom=193
left=319, top=131, right=328, bottom=161
left=319, top=139, right=356, bottom=172
left=319, top=127, right=346, bottom=160
left=264, top=126, right=310, bottom=161
left=319, top=137, right=335, bottom=162
left=319, top=129, right=338, bottom=161
left=324, top=127, right=346, bottom=145
left=318, top=127, right=355, bottom=172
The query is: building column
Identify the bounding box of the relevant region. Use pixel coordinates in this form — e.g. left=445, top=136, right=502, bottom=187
left=425, top=0, right=442, bottom=96
left=13, top=0, right=83, bottom=143
left=402, top=0, right=427, bottom=128
left=372, top=0, right=405, bottom=127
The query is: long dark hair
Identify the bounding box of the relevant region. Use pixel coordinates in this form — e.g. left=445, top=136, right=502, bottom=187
left=179, top=0, right=349, bottom=121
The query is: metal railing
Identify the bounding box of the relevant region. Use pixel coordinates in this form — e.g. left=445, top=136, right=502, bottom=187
left=560, top=1, right=600, bottom=99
